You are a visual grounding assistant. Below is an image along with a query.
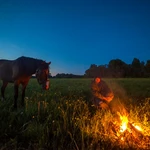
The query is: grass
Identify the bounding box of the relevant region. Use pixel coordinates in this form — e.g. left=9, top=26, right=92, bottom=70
left=0, top=78, right=150, bottom=150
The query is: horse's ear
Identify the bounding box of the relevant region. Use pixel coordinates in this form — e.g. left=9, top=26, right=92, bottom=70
left=48, top=62, right=51, bottom=65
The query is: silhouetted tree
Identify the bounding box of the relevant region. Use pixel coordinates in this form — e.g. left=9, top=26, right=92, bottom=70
left=55, top=73, right=83, bottom=78
left=108, top=59, right=128, bottom=77
left=84, top=58, right=150, bottom=78
left=131, top=58, right=142, bottom=77
left=97, top=65, right=108, bottom=77
left=85, top=64, right=99, bottom=77
left=145, top=60, right=150, bottom=77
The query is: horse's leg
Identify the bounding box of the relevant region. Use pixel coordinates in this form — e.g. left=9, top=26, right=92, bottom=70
left=1, top=81, right=8, bottom=100
left=21, top=81, right=29, bottom=107
left=14, top=82, right=19, bottom=109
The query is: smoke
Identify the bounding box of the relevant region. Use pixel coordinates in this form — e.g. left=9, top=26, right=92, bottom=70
left=107, top=80, right=130, bottom=115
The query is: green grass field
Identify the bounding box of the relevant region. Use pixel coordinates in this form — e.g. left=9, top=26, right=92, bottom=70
left=0, top=78, right=150, bottom=150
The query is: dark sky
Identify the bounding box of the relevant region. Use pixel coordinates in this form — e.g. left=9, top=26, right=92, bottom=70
left=0, top=0, right=150, bottom=76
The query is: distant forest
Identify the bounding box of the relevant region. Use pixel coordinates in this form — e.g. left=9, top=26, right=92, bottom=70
left=52, top=58, right=150, bottom=78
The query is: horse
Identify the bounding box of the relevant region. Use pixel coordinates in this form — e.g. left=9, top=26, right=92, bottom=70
left=0, top=56, right=51, bottom=109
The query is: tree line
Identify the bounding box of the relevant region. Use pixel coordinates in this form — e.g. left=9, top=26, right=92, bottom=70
left=85, top=58, right=150, bottom=78
left=53, top=73, right=83, bottom=78
left=51, top=58, right=150, bottom=78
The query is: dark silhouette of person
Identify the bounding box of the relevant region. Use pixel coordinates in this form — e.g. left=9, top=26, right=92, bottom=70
left=91, top=77, right=114, bottom=110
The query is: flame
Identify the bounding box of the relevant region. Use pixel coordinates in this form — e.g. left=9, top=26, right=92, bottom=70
left=132, top=124, right=143, bottom=131
left=121, top=137, right=124, bottom=141
left=117, top=112, right=143, bottom=134
left=119, top=115, right=128, bottom=132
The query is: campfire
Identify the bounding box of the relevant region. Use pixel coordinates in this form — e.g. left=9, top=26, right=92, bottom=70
left=117, top=112, right=143, bottom=133
left=108, top=111, right=150, bottom=149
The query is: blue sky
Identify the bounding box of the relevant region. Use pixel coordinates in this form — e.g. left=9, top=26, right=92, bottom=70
left=0, top=0, right=150, bottom=76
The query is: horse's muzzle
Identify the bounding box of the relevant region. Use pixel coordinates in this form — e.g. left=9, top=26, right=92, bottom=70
left=42, top=80, right=49, bottom=90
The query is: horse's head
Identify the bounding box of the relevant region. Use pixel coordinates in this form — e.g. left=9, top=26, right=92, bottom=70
left=36, top=61, right=51, bottom=90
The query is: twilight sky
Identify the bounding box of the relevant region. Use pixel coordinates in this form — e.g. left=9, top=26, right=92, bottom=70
left=0, top=0, right=150, bottom=76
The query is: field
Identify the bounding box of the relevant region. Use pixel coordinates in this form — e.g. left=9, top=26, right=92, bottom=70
left=0, top=78, right=150, bottom=150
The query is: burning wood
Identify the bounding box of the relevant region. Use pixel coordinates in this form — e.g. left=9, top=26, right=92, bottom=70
left=109, top=112, right=150, bottom=149
left=117, top=112, right=143, bottom=135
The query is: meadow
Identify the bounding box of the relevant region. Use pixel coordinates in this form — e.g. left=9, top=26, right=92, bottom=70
left=0, top=78, right=150, bottom=150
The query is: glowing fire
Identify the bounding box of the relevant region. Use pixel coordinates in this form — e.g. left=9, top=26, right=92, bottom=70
left=132, top=124, right=143, bottom=131
left=105, top=111, right=149, bottom=149
left=119, top=115, right=128, bottom=132
left=117, top=112, right=143, bottom=134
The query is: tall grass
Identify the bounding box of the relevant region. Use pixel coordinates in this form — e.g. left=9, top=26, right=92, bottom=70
left=0, top=78, right=150, bottom=149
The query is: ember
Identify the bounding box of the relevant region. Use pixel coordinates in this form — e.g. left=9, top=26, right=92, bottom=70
left=117, top=112, right=143, bottom=134
left=91, top=100, right=150, bottom=149
left=109, top=111, right=150, bottom=149
left=132, top=123, right=142, bottom=131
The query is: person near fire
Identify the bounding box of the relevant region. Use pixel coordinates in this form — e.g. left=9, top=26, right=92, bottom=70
left=91, top=77, right=114, bottom=110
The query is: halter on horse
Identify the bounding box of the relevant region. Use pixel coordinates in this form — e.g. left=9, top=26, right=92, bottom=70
left=0, top=56, right=51, bottom=109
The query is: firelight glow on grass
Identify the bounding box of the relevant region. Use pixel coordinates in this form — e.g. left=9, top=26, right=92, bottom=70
left=0, top=78, right=150, bottom=150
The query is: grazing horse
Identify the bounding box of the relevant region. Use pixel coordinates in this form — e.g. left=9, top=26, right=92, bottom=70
left=0, top=56, right=51, bottom=109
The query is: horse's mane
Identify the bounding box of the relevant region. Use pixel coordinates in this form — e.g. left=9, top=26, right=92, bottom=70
left=15, top=56, right=45, bottom=63
left=14, top=56, right=46, bottom=76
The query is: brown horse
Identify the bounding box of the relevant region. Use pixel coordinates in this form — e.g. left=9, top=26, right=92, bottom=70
left=0, top=56, right=51, bottom=109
